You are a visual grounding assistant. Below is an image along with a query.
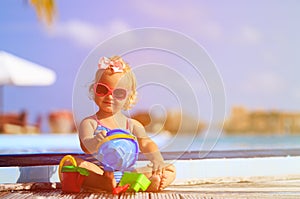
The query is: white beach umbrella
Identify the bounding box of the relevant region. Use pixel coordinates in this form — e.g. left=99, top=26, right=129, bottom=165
left=0, top=51, right=56, bottom=111
left=0, top=51, right=56, bottom=86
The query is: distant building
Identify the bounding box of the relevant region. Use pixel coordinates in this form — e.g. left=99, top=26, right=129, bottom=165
left=48, top=110, right=76, bottom=133
left=224, top=106, right=300, bottom=134
left=131, top=110, right=205, bottom=134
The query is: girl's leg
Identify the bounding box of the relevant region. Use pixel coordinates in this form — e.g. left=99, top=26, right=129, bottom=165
left=134, top=163, right=176, bottom=191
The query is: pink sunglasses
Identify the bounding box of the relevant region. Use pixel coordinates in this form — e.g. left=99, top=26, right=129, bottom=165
left=94, top=83, right=127, bottom=100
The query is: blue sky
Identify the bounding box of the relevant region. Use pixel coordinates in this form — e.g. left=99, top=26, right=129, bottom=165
left=1, top=0, right=300, bottom=132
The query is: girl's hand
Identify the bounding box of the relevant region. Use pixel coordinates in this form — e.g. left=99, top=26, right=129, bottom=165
left=94, top=130, right=107, bottom=142
left=150, top=160, right=165, bottom=176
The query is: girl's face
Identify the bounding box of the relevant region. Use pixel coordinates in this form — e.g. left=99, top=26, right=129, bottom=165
left=94, top=71, right=131, bottom=114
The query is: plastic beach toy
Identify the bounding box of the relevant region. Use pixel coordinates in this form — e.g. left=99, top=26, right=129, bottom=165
left=59, top=155, right=89, bottom=193
left=118, top=172, right=151, bottom=192
left=96, top=129, right=139, bottom=171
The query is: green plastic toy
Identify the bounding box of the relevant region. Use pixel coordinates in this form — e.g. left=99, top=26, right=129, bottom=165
left=61, top=165, right=90, bottom=176
left=118, top=172, right=151, bottom=192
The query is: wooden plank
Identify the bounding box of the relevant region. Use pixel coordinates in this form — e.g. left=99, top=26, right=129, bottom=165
left=1, top=181, right=300, bottom=199
left=1, top=191, right=299, bottom=199
left=149, top=192, right=181, bottom=199
left=0, top=182, right=60, bottom=192
left=1, top=149, right=300, bottom=167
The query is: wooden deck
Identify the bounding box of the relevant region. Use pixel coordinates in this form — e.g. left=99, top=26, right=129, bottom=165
left=1, top=177, right=300, bottom=199
left=1, top=150, right=300, bottom=198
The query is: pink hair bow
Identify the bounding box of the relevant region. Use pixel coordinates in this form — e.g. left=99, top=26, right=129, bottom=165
left=98, top=57, right=125, bottom=73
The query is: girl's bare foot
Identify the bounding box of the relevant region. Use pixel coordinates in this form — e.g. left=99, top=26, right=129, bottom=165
left=147, top=164, right=176, bottom=191
left=159, top=164, right=176, bottom=190
left=135, top=163, right=176, bottom=191
left=146, top=174, right=161, bottom=192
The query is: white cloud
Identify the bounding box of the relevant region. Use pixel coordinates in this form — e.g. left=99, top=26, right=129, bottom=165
left=46, top=19, right=131, bottom=48
left=195, top=20, right=223, bottom=41
left=130, top=1, right=223, bottom=41
left=236, top=25, right=263, bottom=45
left=129, top=2, right=267, bottom=46
left=131, top=1, right=208, bottom=22
left=242, top=72, right=286, bottom=95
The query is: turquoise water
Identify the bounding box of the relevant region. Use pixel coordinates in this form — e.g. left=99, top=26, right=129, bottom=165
left=0, top=133, right=300, bottom=154
left=160, top=134, right=300, bottom=152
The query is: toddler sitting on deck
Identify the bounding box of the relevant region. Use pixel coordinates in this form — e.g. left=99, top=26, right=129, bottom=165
left=66, top=56, right=176, bottom=192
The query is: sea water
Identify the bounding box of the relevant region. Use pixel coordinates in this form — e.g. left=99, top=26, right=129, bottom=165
left=0, top=133, right=300, bottom=154
left=157, top=133, right=300, bottom=152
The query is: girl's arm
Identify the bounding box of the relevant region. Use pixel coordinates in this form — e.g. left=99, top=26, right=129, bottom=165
left=131, top=119, right=165, bottom=175
left=79, top=118, right=106, bottom=154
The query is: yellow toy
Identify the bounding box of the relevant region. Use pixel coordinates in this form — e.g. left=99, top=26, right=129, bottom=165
left=59, top=155, right=89, bottom=193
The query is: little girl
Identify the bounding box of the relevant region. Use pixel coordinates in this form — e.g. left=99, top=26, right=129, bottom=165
left=71, top=56, right=175, bottom=192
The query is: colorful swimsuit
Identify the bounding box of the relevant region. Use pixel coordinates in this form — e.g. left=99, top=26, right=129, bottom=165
left=88, top=115, right=137, bottom=183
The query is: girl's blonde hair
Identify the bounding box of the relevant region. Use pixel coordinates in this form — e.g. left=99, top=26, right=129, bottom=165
left=89, top=56, right=137, bottom=110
